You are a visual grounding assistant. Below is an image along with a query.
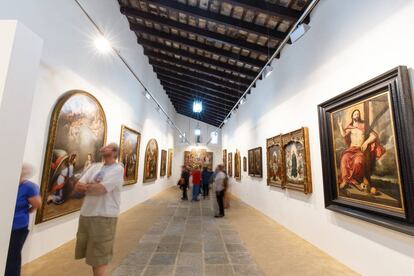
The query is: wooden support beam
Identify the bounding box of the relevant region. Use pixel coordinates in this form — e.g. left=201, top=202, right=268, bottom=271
left=164, top=85, right=235, bottom=105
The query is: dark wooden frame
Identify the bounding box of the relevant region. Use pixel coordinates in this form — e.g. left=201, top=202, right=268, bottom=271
left=243, top=157, right=247, bottom=172
left=248, top=147, right=263, bottom=177
left=318, top=66, right=414, bottom=235
left=266, top=134, right=284, bottom=188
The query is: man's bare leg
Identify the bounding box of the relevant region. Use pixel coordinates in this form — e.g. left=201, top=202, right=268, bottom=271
left=93, top=264, right=107, bottom=276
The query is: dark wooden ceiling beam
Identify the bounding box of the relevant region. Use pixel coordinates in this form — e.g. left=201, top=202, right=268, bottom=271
left=148, top=55, right=252, bottom=85
left=131, top=23, right=264, bottom=67
left=165, top=85, right=235, bottom=105
left=166, top=89, right=232, bottom=111
left=224, top=0, right=301, bottom=22
left=122, top=9, right=275, bottom=55
left=151, top=61, right=248, bottom=91
left=142, top=0, right=286, bottom=40
left=156, top=69, right=243, bottom=94
left=161, top=81, right=238, bottom=106
left=140, top=38, right=258, bottom=75
left=158, top=74, right=241, bottom=98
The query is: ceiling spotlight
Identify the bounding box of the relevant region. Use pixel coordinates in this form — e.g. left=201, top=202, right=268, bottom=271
left=193, top=100, right=203, bottom=113
left=94, top=35, right=111, bottom=53
left=145, top=91, right=151, bottom=100
left=223, top=118, right=228, bottom=124
left=240, top=96, right=246, bottom=105
left=290, top=23, right=311, bottom=43
left=263, top=64, right=273, bottom=78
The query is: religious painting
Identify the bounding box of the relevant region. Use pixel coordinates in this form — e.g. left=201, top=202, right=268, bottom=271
left=267, top=135, right=284, bottom=188
left=248, top=147, right=262, bottom=177
left=282, top=128, right=312, bottom=194
left=167, top=149, right=173, bottom=177
left=143, top=139, right=158, bottom=183
left=228, top=152, right=233, bottom=177
left=36, top=90, right=107, bottom=224
left=223, top=149, right=227, bottom=172
left=119, top=125, right=140, bottom=185
left=160, top=150, right=167, bottom=177
left=234, top=150, right=241, bottom=181
left=243, top=157, right=247, bottom=172
left=319, top=66, right=414, bottom=235
left=184, top=149, right=213, bottom=170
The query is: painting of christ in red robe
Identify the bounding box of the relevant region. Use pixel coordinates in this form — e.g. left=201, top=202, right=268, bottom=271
left=331, top=92, right=404, bottom=213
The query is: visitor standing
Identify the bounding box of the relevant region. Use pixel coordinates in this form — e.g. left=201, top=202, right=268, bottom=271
left=214, top=164, right=227, bottom=218
left=74, top=143, right=124, bottom=276
left=201, top=167, right=212, bottom=199
left=180, top=166, right=190, bottom=200
left=6, top=163, right=41, bottom=276
left=191, top=165, right=202, bottom=201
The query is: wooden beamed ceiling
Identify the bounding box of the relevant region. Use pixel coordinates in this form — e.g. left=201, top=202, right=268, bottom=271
left=118, top=0, right=311, bottom=127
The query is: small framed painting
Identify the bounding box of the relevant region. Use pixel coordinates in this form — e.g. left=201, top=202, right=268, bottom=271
left=223, top=149, right=227, bottom=172
left=119, top=125, right=141, bottom=185
left=266, top=134, right=284, bottom=188
left=160, top=149, right=167, bottom=177
left=143, top=139, right=158, bottom=183
left=167, top=149, right=173, bottom=177
left=248, top=147, right=263, bottom=177
left=243, top=157, right=247, bottom=172
left=234, top=150, right=241, bottom=181
left=228, top=152, right=233, bottom=177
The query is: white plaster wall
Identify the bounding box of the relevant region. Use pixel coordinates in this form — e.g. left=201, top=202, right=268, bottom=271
left=0, top=0, right=179, bottom=264
left=222, top=1, right=414, bottom=275
left=172, top=114, right=222, bottom=182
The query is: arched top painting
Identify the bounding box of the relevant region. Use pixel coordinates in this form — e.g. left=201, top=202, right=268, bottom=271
left=36, top=90, right=107, bottom=224
left=234, top=150, right=241, bottom=181
left=143, top=138, right=158, bottom=183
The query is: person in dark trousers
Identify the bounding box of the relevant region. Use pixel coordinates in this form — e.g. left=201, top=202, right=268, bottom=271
left=191, top=165, right=202, bottom=201
left=214, top=164, right=227, bottom=218
left=201, top=167, right=212, bottom=199
left=180, top=166, right=190, bottom=200
left=6, top=163, right=41, bottom=276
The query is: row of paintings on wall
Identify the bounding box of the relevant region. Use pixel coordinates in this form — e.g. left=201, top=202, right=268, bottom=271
left=224, top=66, right=414, bottom=236
left=36, top=90, right=174, bottom=224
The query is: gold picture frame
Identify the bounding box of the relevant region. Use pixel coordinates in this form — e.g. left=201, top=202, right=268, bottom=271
left=167, top=148, right=173, bottom=177
left=234, top=149, right=241, bottom=181
left=119, top=125, right=141, bottom=186
left=36, top=90, right=107, bottom=224
left=143, top=138, right=158, bottom=183
left=222, top=149, right=227, bottom=172
left=266, top=134, right=284, bottom=188
left=160, top=149, right=167, bottom=177
left=228, top=152, right=233, bottom=177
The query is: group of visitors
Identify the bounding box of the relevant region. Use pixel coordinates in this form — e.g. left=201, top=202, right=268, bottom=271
left=7, top=143, right=123, bottom=276
left=179, top=164, right=228, bottom=218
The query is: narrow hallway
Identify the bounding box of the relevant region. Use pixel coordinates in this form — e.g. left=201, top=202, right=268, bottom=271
left=23, top=187, right=355, bottom=276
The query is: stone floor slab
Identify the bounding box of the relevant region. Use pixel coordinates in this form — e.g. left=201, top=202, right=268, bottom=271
left=149, top=253, right=177, bottom=265
left=204, top=265, right=235, bottom=276
left=204, top=252, right=229, bottom=265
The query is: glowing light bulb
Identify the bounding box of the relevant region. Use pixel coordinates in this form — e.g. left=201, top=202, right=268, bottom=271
left=94, top=35, right=111, bottom=53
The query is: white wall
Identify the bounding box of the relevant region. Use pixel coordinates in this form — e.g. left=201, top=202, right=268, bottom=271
left=0, top=0, right=180, bottom=264
left=0, top=20, right=42, bottom=275
left=173, top=114, right=222, bottom=181
left=222, top=1, right=414, bottom=275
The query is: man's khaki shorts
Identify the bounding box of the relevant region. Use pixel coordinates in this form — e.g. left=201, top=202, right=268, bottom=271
left=75, top=216, right=118, bottom=266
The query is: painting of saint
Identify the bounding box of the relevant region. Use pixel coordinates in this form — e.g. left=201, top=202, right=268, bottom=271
left=36, top=90, right=106, bottom=223
left=160, top=150, right=167, bottom=177
left=248, top=147, right=262, bottom=177
left=234, top=150, right=241, bottom=180
left=282, top=128, right=312, bottom=194
left=119, top=125, right=140, bottom=185
left=228, top=153, right=233, bottom=177
left=267, top=135, right=283, bottom=187
left=167, top=149, right=173, bottom=177
left=143, top=139, right=158, bottom=183
left=183, top=149, right=213, bottom=170
left=331, top=92, right=403, bottom=212
left=223, top=149, right=227, bottom=172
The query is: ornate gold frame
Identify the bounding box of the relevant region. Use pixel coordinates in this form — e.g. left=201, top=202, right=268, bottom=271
left=167, top=148, right=173, bottom=177
left=228, top=152, right=233, bottom=176
left=35, top=90, right=107, bottom=224
left=119, top=125, right=141, bottom=186
left=143, top=138, right=159, bottom=183
left=282, top=127, right=312, bottom=194
left=235, top=149, right=241, bottom=181
left=222, top=149, right=227, bottom=172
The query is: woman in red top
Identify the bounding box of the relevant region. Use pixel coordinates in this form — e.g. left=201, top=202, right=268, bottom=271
left=191, top=165, right=202, bottom=201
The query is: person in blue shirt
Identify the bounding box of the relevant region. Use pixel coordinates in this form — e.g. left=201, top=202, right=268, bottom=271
left=5, top=163, right=41, bottom=276
left=201, top=166, right=213, bottom=199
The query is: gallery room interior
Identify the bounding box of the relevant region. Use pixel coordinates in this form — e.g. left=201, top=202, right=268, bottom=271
left=1, top=0, right=414, bottom=275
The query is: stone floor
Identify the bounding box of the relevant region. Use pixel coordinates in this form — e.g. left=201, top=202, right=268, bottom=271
left=112, top=193, right=263, bottom=276
left=22, top=186, right=357, bottom=276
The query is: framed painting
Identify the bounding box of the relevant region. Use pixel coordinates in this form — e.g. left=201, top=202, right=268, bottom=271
left=184, top=149, right=213, bottom=170
left=243, top=157, right=247, bottom=172
left=119, top=125, right=140, bottom=185
left=267, top=135, right=284, bottom=188
left=223, top=149, right=227, bottom=172
left=282, top=128, right=312, bottom=193
left=167, top=149, right=173, bottom=177
left=248, top=147, right=262, bottom=177
left=234, top=150, right=241, bottom=181
left=160, top=150, right=167, bottom=177
left=318, top=66, right=414, bottom=235
left=143, top=138, right=158, bottom=183
left=228, top=152, right=233, bottom=177
left=36, top=90, right=107, bottom=224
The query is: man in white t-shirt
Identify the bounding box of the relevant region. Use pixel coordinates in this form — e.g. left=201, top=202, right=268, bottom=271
left=214, top=164, right=227, bottom=218
left=74, top=143, right=123, bottom=276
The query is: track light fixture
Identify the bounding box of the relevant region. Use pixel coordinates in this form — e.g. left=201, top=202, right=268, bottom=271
left=290, top=23, right=311, bottom=43
left=240, top=96, right=246, bottom=105
left=263, top=64, right=274, bottom=79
